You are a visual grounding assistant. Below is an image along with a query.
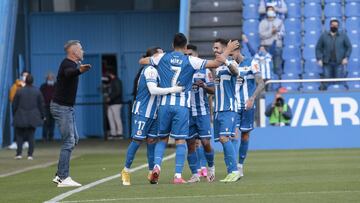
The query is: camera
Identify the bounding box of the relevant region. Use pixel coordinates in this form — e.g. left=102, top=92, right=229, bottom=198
left=275, top=97, right=284, bottom=107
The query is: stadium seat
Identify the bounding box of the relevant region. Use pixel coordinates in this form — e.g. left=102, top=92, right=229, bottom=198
left=302, top=72, right=320, bottom=91
left=348, top=69, right=360, bottom=78
left=284, top=18, right=302, bottom=31
left=327, top=84, right=348, bottom=91
left=348, top=82, right=360, bottom=90
left=243, top=3, right=259, bottom=19
left=351, top=44, right=359, bottom=60
left=347, top=58, right=360, bottom=72
left=302, top=44, right=317, bottom=60
left=287, top=2, right=301, bottom=18
left=324, top=0, right=342, bottom=3
left=245, top=32, right=260, bottom=50
left=304, top=17, right=323, bottom=32
left=303, top=30, right=322, bottom=45
left=243, top=19, right=259, bottom=34
left=345, top=17, right=360, bottom=32
left=242, top=0, right=258, bottom=5
left=283, top=45, right=301, bottom=60
left=324, top=2, right=343, bottom=18
left=284, top=58, right=303, bottom=74
left=284, top=31, right=302, bottom=46
left=304, top=0, right=322, bottom=3
left=304, top=3, right=322, bottom=18
left=345, top=1, right=360, bottom=17
left=304, top=59, right=323, bottom=74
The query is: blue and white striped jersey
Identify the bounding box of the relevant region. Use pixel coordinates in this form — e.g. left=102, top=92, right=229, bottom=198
left=214, top=63, right=238, bottom=112
left=190, top=68, right=214, bottom=116
left=235, top=58, right=261, bottom=110
left=253, top=52, right=272, bottom=80
left=132, top=65, right=159, bottom=119
left=151, top=51, right=207, bottom=108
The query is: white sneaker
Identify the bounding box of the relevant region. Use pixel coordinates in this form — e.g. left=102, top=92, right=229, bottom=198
left=57, top=177, right=82, bottom=187
left=52, top=176, right=62, bottom=184
left=207, top=166, right=215, bottom=182
left=8, top=142, right=17, bottom=150
left=14, top=155, right=22, bottom=160
left=23, top=142, right=29, bottom=149
left=187, top=174, right=201, bottom=183
left=27, top=156, right=33, bottom=160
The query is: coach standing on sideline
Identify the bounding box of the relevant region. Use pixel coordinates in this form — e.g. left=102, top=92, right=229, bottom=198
left=51, top=40, right=91, bottom=187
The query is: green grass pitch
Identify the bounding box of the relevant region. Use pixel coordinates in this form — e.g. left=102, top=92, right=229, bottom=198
left=0, top=140, right=359, bottom=203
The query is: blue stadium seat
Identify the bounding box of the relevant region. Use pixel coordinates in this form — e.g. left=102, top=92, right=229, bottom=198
left=348, top=69, right=360, bottom=78
left=327, top=84, right=348, bottom=91
left=345, top=1, right=360, bottom=17
left=348, top=82, right=360, bottom=90
left=245, top=32, right=260, bottom=49
left=287, top=2, right=301, bottom=18
left=283, top=45, right=301, bottom=60
left=302, top=72, right=320, bottom=91
left=304, top=59, right=323, bottom=74
left=303, top=72, right=320, bottom=79
left=345, top=17, right=360, bottom=31
left=351, top=43, right=359, bottom=60
left=304, top=3, right=322, bottom=18
left=243, top=3, right=259, bottom=19
left=287, top=0, right=303, bottom=3
left=302, top=44, right=317, bottom=60
left=304, top=0, right=322, bottom=3
left=280, top=73, right=299, bottom=92
left=347, top=58, right=360, bottom=72
left=304, top=17, right=323, bottom=32
left=324, top=0, right=342, bottom=3
left=284, top=31, right=302, bottom=46
left=242, top=0, right=258, bottom=5
left=284, top=58, right=302, bottom=74
left=303, top=30, right=322, bottom=45
left=243, top=19, right=259, bottom=34
left=284, top=18, right=302, bottom=31
left=324, top=2, right=343, bottom=18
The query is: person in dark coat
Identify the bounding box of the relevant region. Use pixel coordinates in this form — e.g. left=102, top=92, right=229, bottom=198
left=106, top=72, right=123, bottom=137
left=40, top=73, right=56, bottom=141
left=12, top=74, right=45, bottom=160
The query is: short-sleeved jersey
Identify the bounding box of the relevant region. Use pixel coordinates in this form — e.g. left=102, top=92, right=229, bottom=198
left=190, top=68, right=214, bottom=116
left=132, top=65, right=160, bottom=119
left=150, top=51, right=207, bottom=108
left=235, top=58, right=261, bottom=109
left=253, top=53, right=272, bottom=80
left=214, top=62, right=238, bottom=112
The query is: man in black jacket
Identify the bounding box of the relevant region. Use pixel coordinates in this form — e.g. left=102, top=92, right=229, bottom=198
left=13, top=74, right=44, bottom=160
left=106, top=72, right=123, bottom=137
left=50, top=40, right=91, bottom=187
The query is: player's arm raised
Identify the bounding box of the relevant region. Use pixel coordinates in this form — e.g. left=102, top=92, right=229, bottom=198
left=205, top=40, right=240, bottom=69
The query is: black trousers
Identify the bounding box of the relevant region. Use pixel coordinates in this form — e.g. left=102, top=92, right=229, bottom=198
left=15, top=127, right=35, bottom=156
left=42, top=106, right=55, bottom=141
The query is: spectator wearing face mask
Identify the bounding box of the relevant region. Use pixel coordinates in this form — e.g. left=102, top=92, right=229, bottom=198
left=259, top=0, right=287, bottom=20
left=259, top=6, right=285, bottom=77
left=40, top=73, right=56, bottom=141
left=315, top=18, right=352, bottom=90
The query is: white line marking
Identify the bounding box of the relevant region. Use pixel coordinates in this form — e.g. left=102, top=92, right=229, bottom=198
left=0, top=156, right=79, bottom=178
left=45, top=153, right=176, bottom=203
left=59, top=190, right=360, bottom=202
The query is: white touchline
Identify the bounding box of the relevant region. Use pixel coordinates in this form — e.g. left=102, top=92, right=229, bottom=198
left=44, top=153, right=176, bottom=203
left=59, top=190, right=360, bottom=203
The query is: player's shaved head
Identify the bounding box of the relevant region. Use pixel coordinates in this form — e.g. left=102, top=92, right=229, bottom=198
left=173, top=33, right=187, bottom=49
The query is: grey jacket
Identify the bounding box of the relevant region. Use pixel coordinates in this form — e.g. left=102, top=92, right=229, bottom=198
left=315, top=31, right=352, bottom=64
left=12, top=86, right=45, bottom=128
left=259, top=18, right=285, bottom=47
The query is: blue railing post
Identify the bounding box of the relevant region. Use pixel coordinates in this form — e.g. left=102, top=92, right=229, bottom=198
left=179, top=0, right=190, bottom=37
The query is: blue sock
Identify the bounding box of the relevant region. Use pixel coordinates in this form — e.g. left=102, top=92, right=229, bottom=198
left=231, top=137, right=239, bottom=162
left=187, top=151, right=198, bottom=174
left=154, top=141, right=167, bottom=167
left=197, top=146, right=207, bottom=167
left=195, top=147, right=201, bottom=170
left=125, top=141, right=141, bottom=169
left=239, top=139, right=249, bottom=164
left=147, top=142, right=156, bottom=170
left=175, top=143, right=186, bottom=174
left=204, top=149, right=214, bottom=168
left=222, top=140, right=237, bottom=172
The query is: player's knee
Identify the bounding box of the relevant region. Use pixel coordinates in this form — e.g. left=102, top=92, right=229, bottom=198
left=175, top=139, right=185, bottom=145
left=201, top=139, right=212, bottom=152
left=241, top=132, right=250, bottom=141
left=146, top=137, right=157, bottom=144
left=219, top=136, right=229, bottom=143
left=133, top=139, right=143, bottom=145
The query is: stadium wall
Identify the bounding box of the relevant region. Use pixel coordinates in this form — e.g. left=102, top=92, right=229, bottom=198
left=28, top=10, right=179, bottom=139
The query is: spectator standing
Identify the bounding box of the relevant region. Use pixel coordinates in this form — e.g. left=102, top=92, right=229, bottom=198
left=259, top=0, right=288, bottom=20
left=12, top=74, right=44, bottom=160
left=253, top=45, right=273, bottom=82
left=265, top=88, right=292, bottom=126
left=51, top=40, right=91, bottom=187
left=106, top=72, right=124, bottom=137
left=40, top=73, right=56, bottom=141
left=315, top=18, right=352, bottom=90
left=259, top=6, right=285, bottom=77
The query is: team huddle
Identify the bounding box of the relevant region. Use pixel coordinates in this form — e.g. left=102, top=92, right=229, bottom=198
left=121, top=33, right=264, bottom=185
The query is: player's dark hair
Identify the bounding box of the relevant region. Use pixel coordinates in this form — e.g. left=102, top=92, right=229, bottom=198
left=173, top=33, right=187, bottom=49
left=25, top=74, right=34, bottom=86
left=214, top=38, right=229, bottom=47
left=143, top=46, right=162, bottom=58
left=187, top=44, right=197, bottom=52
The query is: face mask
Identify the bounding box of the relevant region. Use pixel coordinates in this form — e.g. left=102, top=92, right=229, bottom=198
left=47, top=80, right=55, bottom=85
left=267, top=10, right=276, bottom=18
left=330, top=26, right=338, bottom=33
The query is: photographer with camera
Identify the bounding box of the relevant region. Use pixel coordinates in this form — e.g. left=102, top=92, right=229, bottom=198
left=265, top=88, right=292, bottom=126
